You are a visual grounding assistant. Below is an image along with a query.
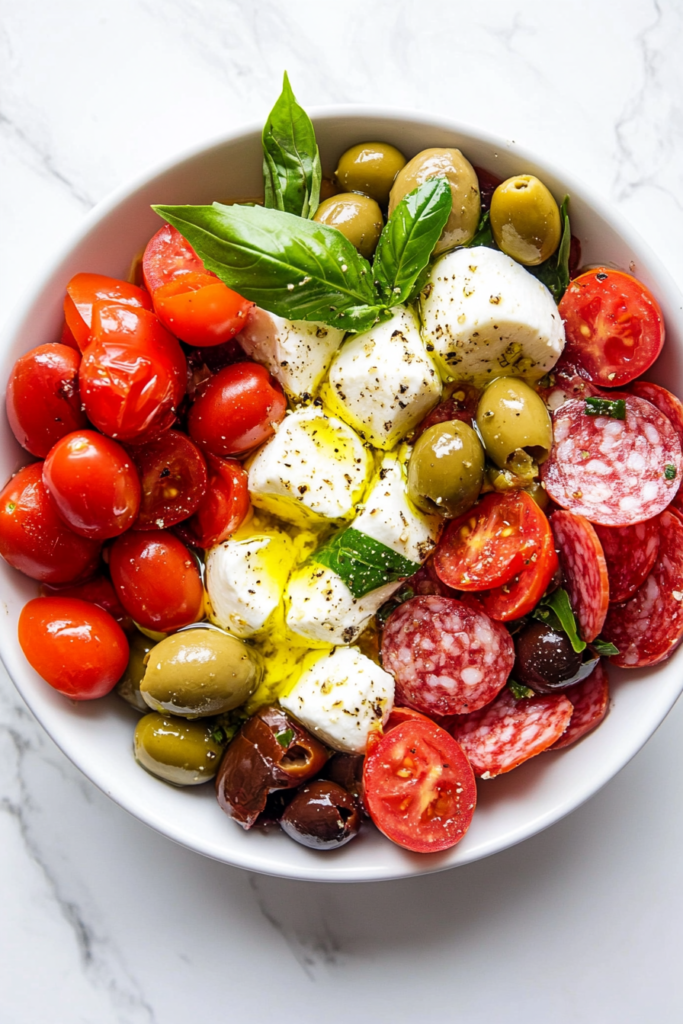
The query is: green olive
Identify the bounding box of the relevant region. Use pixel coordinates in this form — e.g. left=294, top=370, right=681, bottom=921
left=476, top=378, right=553, bottom=472
left=525, top=479, right=550, bottom=511
left=490, top=175, right=561, bottom=266
left=313, top=193, right=383, bottom=259
left=389, top=148, right=480, bottom=253
left=134, top=713, right=224, bottom=786
left=116, top=632, right=156, bottom=713
left=335, top=142, right=407, bottom=206
left=408, top=420, right=485, bottom=517
left=140, top=627, right=262, bottom=718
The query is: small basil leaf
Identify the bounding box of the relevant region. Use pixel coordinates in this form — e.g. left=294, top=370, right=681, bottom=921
left=508, top=678, right=535, bottom=700
left=262, top=72, right=322, bottom=219
left=530, top=195, right=571, bottom=303
left=585, top=396, right=626, bottom=420
left=373, top=178, right=452, bottom=306
left=534, top=587, right=586, bottom=653
left=210, top=725, right=227, bottom=745
left=462, top=209, right=494, bottom=249
left=153, top=202, right=385, bottom=331
left=313, top=528, right=420, bottom=599
left=591, top=638, right=620, bottom=656
left=275, top=728, right=294, bottom=748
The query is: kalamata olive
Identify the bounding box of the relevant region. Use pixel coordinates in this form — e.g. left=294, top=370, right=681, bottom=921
left=389, top=148, right=481, bottom=252
left=320, top=752, right=365, bottom=801
left=476, top=377, right=553, bottom=472
left=134, top=713, right=225, bottom=785
left=490, top=175, right=561, bottom=266
left=116, top=632, right=156, bottom=713
left=408, top=420, right=485, bottom=517
left=280, top=781, right=360, bottom=850
left=215, top=704, right=329, bottom=828
left=515, top=621, right=582, bottom=692
left=334, top=142, right=407, bottom=206
left=313, top=193, right=383, bottom=259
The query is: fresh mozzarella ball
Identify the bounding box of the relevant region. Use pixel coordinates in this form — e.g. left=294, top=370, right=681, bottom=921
left=280, top=646, right=394, bottom=753
left=247, top=408, right=372, bottom=527
left=321, top=306, right=442, bottom=450
left=238, top=307, right=344, bottom=402
left=420, top=247, right=565, bottom=384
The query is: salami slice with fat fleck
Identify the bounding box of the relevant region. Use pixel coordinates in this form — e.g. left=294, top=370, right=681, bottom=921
left=551, top=510, right=609, bottom=641
left=541, top=395, right=682, bottom=526
left=381, top=595, right=514, bottom=717
left=449, top=686, right=573, bottom=777
left=550, top=661, right=610, bottom=750
left=630, top=381, right=683, bottom=448
left=602, top=510, right=683, bottom=667
left=593, top=518, right=660, bottom=603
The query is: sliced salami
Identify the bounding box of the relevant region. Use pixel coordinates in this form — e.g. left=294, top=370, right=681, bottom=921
left=450, top=686, right=573, bottom=777
left=541, top=395, right=682, bottom=526
left=602, top=510, right=683, bottom=667
left=538, top=361, right=602, bottom=412
left=381, top=595, right=514, bottom=717
left=550, top=661, right=610, bottom=750
left=550, top=510, right=609, bottom=641
left=630, top=381, right=683, bottom=448
left=412, top=382, right=480, bottom=439
left=593, top=518, right=660, bottom=603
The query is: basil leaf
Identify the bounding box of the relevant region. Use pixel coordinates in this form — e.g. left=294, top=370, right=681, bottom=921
left=262, top=72, right=322, bottom=219
left=153, top=202, right=384, bottom=331
left=533, top=587, right=586, bottom=653
left=275, top=728, right=294, bottom=748
left=591, top=638, right=620, bottom=656
left=508, top=678, right=535, bottom=700
left=373, top=179, right=452, bottom=306
left=531, top=195, right=571, bottom=303
left=462, top=209, right=494, bottom=249
left=585, top=396, right=626, bottom=420
left=313, top=528, right=420, bottom=599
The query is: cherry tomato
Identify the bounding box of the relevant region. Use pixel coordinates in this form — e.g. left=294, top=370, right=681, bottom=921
left=6, top=344, right=88, bottom=458
left=109, top=530, right=204, bottom=632
left=363, top=719, right=477, bottom=853
left=41, top=575, right=133, bottom=631
left=64, top=273, right=153, bottom=351
left=59, top=320, right=80, bottom=350
left=480, top=527, right=559, bottom=622
left=43, top=430, right=141, bottom=539
left=384, top=706, right=432, bottom=732
left=79, top=303, right=187, bottom=443
left=129, top=430, right=207, bottom=530
left=434, top=491, right=546, bottom=591
left=177, top=455, right=250, bottom=548
left=0, top=464, right=101, bottom=583
left=18, top=597, right=128, bottom=699
left=188, top=362, right=287, bottom=457
left=559, top=268, right=664, bottom=387
left=142, top=223, right=210, bottom=294
left=152, top=272, right=253, bottom=348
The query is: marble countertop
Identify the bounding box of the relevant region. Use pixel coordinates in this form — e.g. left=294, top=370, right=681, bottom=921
left=2, top=1, right=683, bottom=1020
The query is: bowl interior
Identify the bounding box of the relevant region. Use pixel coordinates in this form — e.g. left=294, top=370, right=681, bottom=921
left=2, top=111, right=683, bottom=882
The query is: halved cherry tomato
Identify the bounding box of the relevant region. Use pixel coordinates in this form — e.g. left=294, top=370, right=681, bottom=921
left=480, top=526, right=559, bottom=622
left=43, top=430, right=141, bottom=539
left=142, top=223, right=210, bottom=294
left=129, top=430, right=207, bottom=530
left=0, top=463, right=101, bottom=583
left=41, top=575, right=133, bottom=632
left=18, top=597, right=128, bottom=699
left=152, top=272, right=253, bottom=347
left=64, top=273, right=152, bottom=351
left=188, top=362, right=287, bottom=457
left=434, top=491, right=546, bottom=592
left=384, top=706, right=432, bottom=732
left=559, top=268, right=664, bottom=387
left=363, top=719, right=477, bottom=853
left=177, top=454, right=250, bottom=548
left=6, top=344, right=88, bottom=458
left=109, top=530, right=204, bottom=632
left=79, top=303, right=186, bottom=443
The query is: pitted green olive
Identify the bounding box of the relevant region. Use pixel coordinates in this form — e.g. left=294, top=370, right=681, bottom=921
left=476, top=378, right=553, bottom=472
left=525, top=479, right=551, bottom=511
left=134, top=713, right=225, bottom=786
left=408, top=420, right=485, bottom=517
left=116, top=632, right=156, bottom=713
left=490, top=175, right=561, bottom=266
left=335, top=142, right=407, bottom=206
left=140, top=628, right=262, bottom=718
left=389, top=148, right=481, bottom=253
left=313, top=193, right=383, bottom=259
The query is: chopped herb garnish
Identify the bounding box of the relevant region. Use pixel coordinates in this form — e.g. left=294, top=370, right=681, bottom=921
left=508, top=678, right=535, bottom=700
left=210, top=726, right=228, bottom=746
left=275, top=728, right=294, bottom=748
left=591, top=638, right=620, bottom=656
left=664, top=464, right=677, bottom=480
left=585, top=396, right=626, bottom=420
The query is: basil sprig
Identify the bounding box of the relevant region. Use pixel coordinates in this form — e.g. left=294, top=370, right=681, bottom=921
left=313, top=528, right=420, bottom=599
left=533, top=587, right=586, bottom=653
left=262, top=72, right=321, bottom=219
left=531, top=195, right=571, bottom=302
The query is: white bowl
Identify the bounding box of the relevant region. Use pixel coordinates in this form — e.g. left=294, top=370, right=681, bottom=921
left=2, top=110, right=683, bottom=882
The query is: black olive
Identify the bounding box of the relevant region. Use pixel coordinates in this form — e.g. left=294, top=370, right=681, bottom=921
left=280, top=781, right=361, bottom=850
left=515, top=621, right=582, bottom=692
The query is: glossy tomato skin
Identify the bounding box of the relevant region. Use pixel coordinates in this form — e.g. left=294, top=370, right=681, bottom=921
left=480, top=527, right=559, bottom=622
left=177, top=454, right=250, bottom=548
left=559, top=268, right=665, bottom=387
left=6, top=344, right=88, bottom=458
left=142, top=224, right=210, bottom=294
left=43, top=430, right=141, bottom=539
left=59, top=320, right=80, bottom=350
left=79, top=303, right=187, bottom=443
left=152, top=272, right=253, bottom=347
left=109, top=530, right=204, bottom=632
left=0, top=463, right=101, bottom=583
left=64, top=273, right=153, bottom=351
left=41, top=575, right=133, bottom=631
left=18, top=597, right=129, bottom=699
left=188, top=362, right=287, bottom=457
left=363, top=719, right=477, bottom=853
left=129, top=430, right=207, bottom=530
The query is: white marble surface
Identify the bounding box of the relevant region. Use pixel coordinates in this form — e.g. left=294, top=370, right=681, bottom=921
left=2, top=0, right=683, bottom=1020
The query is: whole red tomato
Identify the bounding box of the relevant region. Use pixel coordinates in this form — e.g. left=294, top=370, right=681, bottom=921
left=152, top=272, right=253, bottom=347
left=129, top=430, right=207, bottom=530
left=142, top=223, right=209, bottom=294
left=6, top=344, right=88, bottom=458
left=0, top=463, right=101, bottom=583
left=177, top=455, right=250, bottom=548
left=64, top=273, right=153, bottom=351
left=188, top=362, right=286, bottom=456
left=41, top=575, right=133, bottom=631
